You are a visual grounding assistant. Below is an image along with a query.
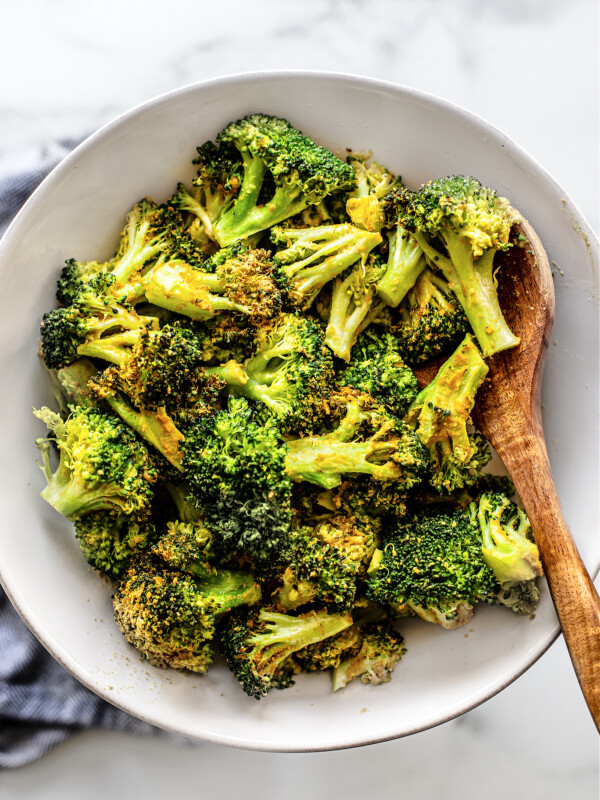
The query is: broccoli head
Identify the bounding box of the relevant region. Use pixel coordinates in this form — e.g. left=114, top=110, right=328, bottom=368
left=394, top=266, right=470, bottom=366
left=74, top=510, right=156, bottom=579
left=366, top=509, right=497, bottom=629
left=407, top=334, right=491, bottom=494
left=337, top=329, right=419, bottom=417
left=182, top=397, right=293, bottom=567
left=272, top=223, right=382, bottom=310
left=394, top=176, right=521, bottom=357
left=277, top=514, right=375, bottom=613
left=220, top=606, right=354, bottom=699
left=331, top=621, right=405, bottom=691
left=285, top=389, right=428, bottom=490
left=207, top=312, right=335, bottom=434
left=143, top=242, right=282, bottom=324
left=113, top=555, right=260, bottom=673
left=34, top=405, right=158, bottom=521
left=324, top=254, right=387, bottom=361
left=205, top=114, right=357, bottom=246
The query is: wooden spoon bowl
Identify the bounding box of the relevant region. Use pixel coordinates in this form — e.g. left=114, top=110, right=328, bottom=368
left=414, top=220, right=600, bottom=730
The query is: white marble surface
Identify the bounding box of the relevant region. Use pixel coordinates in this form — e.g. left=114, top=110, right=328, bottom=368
left=0, top=0, right=598, bottom=796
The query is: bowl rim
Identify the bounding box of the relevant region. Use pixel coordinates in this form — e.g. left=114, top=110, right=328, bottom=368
left=0, top=69, right=598, bottom=751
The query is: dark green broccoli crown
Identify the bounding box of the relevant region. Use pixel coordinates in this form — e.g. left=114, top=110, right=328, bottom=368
left=157, top=202, right=208, bottom=266
left=34, top=405, right=158, bottom=520
left=40, top=306, right=91, bottom=370
left=217, top=114, right=356, bottom=202
left=331, top=621, right=405, bottom=690
left=366, top=509, right=496, bottom=610
left=395, top=267, right=469, bottom=365
left=151, top=519, right=215, bottom=579
left=111, top=324, right=224, bottom=411
left=338, top=329, right=419, bottom=417
left=398, top=176, right=518, bottom=257
left=113, top=556, right=216, bottom=672
left=193, top=139, right=243, bottom=194
left=56, top=257, right=113, bottom=307
left=470, top=492, right=543, bottom=586
left=182, top=397, right=292, bottom=565
left=244, top=312, right=335, bottom=432
left=294, top=624, right=362, bottom=672
left=220, top=606, right=353, bottom=699
left=208, top=116, right=356, bottom=246
left=74, top=510, right=156, bottom=579
left=288, top=524, right=360, bottom=612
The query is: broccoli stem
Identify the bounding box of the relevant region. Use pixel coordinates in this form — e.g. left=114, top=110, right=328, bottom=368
left=285, top=438, right=401, bottom=488
left=409, top=334, right=488, bottom=460
left=376, top=228, right=424, bottom=307
left=76, top=330, right=140, bottom=366
left=103, top=393, right=184, bottom=471
left=415, top=233, right=520, bottom=357
left=213, top=152, right=311, bottom=246
left=144, top=261, right=248, bottom=320
left=206, top=360, right=289, bottom=415
left=199, top=570, right=262, bottom=613
left=39, top=469, right=127, bottom=520
left=279, top=225, right=382, bottom=307
left=325, top=269, right=376, bottom=361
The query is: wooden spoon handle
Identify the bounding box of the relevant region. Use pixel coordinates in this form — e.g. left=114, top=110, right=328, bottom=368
left=497, top=430, right=600, bottom=731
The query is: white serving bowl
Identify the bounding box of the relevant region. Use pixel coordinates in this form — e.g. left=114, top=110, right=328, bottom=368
left=0, top=71, right=598, bottom=751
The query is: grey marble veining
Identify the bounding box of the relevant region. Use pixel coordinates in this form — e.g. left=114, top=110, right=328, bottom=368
left=0, top=0, right=598, bottom=796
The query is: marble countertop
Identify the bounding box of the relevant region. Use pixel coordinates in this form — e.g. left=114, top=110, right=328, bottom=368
left=0, top=1, right=598, bottom=797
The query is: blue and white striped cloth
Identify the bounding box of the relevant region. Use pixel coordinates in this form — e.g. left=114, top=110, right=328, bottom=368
left=0, top=137, right=165, bottom=768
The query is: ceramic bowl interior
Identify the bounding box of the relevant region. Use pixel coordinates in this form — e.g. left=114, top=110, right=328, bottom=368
left=0, top=71, right=598, bottom=751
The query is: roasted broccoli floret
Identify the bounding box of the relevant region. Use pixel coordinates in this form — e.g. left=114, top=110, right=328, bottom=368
left=199, top=114, right=357, bottom=246
left=220, top=606, right=354, bottom=699
left=277, top=515, right=376, bottom=612
left=471, top=493, right=543, bottom=588
left=366, top=493, right=543, bottom=627
left=87, top=323, right=223, bottom=412
left=40, top=296, right=158, bottom=371
left=285, top=389, right=428, bottom=490
left=207, top=313, right=334, bottom=433
left=375, top=188, right=425, bottom=307
left=407, top=334, right=491, bottom=493
left=294, top=624, right=363, bottom=671
left=324, top=254, right=387, bottom=361
left=182, top=397, right=292, bottom=566
left=334, top=476, right=409, bottom=524
left=394, top=176, right=521, bottom=356
left=113, top=554, right=261, bottom=673
left=337, top=329, right=419, bottom=417
left=366, top=509, right=496, bottom=629
left=394, top=266, right=470, bottom=365
left=170, top=152, right=240, bottom=252
left=143, top=242, right=282, bottom=324
left=331, top=621, right=405, bottom=691
left=272, top=223, right=382, bottom=309
left=74, top=511, right=156, bottom=579
left=55, top=199, right=171, bottom=308
left=345, top=153, right=401, bottom=232
left=34, top=405, right=158, bottom=520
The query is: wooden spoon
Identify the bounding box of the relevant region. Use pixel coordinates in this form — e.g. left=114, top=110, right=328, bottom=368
left=414, top=220, right=600, bottom=730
